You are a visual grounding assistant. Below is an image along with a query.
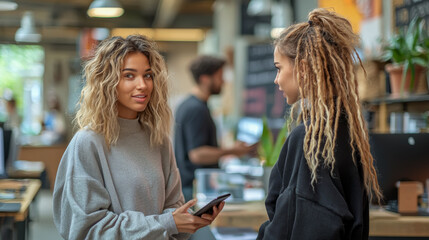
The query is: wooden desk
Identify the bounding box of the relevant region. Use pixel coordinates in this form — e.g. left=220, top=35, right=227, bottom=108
left=0, top=179, right=41, bottom=240
left=7, top=161, right=45, bottom=179
left=212, top=201, right=267, bottom=231
left=18, top=144, right=67, bottom=191
left=370, top=208, right=429, bottom=237
left=213, top=201, right=429, bottom=237
left=0, top=179, right=41, bottom=221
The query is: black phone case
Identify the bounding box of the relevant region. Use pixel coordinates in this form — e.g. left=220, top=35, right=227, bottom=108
left=193, top=193, right=231, bottom=217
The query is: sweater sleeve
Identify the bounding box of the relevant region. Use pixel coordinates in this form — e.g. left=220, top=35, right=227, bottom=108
left=161, top=138, right=191, bottom=240
left=53, top=131, right=185, bottom=240
left=162, top=138, right=185, bottom=210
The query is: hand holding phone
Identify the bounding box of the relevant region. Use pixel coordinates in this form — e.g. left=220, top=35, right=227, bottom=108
left=193, top=193, right=231, bottom=217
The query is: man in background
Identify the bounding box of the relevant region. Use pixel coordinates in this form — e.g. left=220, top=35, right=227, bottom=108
left=174, top=55, right=256, bottom=202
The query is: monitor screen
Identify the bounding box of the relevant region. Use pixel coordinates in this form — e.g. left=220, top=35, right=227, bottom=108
left=0, top=128, right=5, bottom=176
left=236, top=117, right=263, bottom=145
left=3, top=129, right=12, bottom=163
left=369, top=133, right=429, bottom=204
left=1, top=128, right=19, bottom=175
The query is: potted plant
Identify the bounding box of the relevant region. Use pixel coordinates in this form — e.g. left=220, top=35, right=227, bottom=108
left=258, top=116, right=288, bottom=192
left=382, top=17, right=428, bottom=97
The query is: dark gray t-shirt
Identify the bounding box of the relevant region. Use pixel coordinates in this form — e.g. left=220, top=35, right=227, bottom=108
left=174, top=95, right=219, bottom=190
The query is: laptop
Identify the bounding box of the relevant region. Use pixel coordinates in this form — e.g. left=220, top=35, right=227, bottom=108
left=0, top=128, right=5, bottom=178
left=0, top=128, right=20, bottom=179
left=224, top=117, right=264, bottom=174
left=0, top=202, right=21, bottom=212
left=195, top=168, right=265, bottom=204
left=236, top=117, right=263, bottom=145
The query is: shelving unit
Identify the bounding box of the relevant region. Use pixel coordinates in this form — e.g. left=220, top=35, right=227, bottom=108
left=366, top=94, right=429, bottom=105
left=364, top=94, right=429, bottom=132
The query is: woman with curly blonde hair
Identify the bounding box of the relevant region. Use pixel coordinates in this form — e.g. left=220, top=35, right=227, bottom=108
left=257, top=9, right=382, bottom=240
left=53, top=35, right=223, bottom=240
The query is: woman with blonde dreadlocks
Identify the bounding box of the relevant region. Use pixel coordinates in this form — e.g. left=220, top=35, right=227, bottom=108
left=257, top=8, right=382, bottom=240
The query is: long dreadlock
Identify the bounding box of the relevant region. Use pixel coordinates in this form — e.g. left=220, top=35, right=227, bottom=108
left=275, top=8, right=382, bottom=203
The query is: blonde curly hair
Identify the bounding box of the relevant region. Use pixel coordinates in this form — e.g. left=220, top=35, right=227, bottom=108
left=75, top=34, right=172, bottom=147
left=275, top=8, right=382, bottom=203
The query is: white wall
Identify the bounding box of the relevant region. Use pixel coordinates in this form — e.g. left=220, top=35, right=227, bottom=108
left=160, top=42, right=199, bottom=113
left=42, top=45, right=77, bottom=140
left=295, top=0, right=318, bottom=22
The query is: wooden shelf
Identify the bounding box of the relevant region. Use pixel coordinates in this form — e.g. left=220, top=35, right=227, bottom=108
left=364, top=94, right=429, bottom=105
left=363, top=94, right=429, bottom=132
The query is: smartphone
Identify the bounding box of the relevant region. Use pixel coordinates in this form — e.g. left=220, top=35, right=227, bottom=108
left=193, top=193, right=231, bottom=217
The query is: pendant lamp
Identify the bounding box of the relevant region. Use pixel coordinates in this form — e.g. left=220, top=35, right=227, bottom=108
left=0, top=0, right=18, bottom=11
left=87, top=0, right=124, bottom=18
left=15, top=11, right=41, bottom=43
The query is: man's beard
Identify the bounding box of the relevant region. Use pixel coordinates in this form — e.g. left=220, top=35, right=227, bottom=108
left=210, top=86, right=221, bottom=95
left=209, top=79, right=221, bottom=95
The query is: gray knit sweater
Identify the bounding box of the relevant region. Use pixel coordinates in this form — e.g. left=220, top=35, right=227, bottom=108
left=53, top=117, right=189, bottom=240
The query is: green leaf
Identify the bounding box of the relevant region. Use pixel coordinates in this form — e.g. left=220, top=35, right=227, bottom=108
left=267, top=121, right=288, bottom=166
left=258, top=116, right=273, bottom=163
left=414, top=57, right=427, bottom=66
left=401, top=60, right=410, bottom=94
left=383, top=17, right=428, bottom=95
left=409, top=60, right=416, bottom=91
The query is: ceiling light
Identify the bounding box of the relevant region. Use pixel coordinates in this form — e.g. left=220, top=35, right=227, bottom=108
left=247, top=0, right=271, bottom=16
left=15, top=11, right=41, bottom=43
left=0, top=0, right=18, bottom=11
left=87, top=0, right=124, bottom=18
left=111, top=28, right=206, bottom=42
left=270, top=28, right=284, bottom=38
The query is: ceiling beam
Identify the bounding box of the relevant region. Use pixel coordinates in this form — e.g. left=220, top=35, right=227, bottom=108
left=152, top=0, right=185, bottom=28
left=0, top=0, right=214, bottom=44
left=137, top=0, right=158, bottom=16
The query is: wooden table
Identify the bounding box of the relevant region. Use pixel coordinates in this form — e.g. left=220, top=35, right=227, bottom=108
left=211, top=201, right=267, bottom=231
left=18, top=144, right=67, bottom=191
left=212, top=201, right=429, bottom=237
left=370, top=208, right=429, bottom=237
left=0, top=179, right=42, bottom=240
left=7, top=160, right=45, bottom=180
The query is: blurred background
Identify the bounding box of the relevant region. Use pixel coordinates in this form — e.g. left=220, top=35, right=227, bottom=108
left=0, top=0, right=429, bottom=239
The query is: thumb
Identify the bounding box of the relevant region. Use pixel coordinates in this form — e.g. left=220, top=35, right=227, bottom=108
left=177, top=199, right=197, bottom=213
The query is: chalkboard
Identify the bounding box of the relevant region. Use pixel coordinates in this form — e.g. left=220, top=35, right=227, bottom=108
left=240, top=1, right=272, bottom=36
left=395, top=0, right=429, bottom=32
left=243, top=43, right=288, bottom=118
left=246, top=44, right=276, bottom=87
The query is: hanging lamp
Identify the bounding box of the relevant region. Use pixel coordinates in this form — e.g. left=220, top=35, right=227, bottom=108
left=0, top=0, right=18, bottom=11
left=87, top=0, right=124, bottom=18
left=15, top=11, right=41, bottom=43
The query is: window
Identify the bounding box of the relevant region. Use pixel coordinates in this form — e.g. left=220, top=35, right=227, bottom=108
left=0, top=45, right=44, bottom=136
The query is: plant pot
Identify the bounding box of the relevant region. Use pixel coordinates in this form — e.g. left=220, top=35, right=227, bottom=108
left=385, top=64, right=425, bottom=97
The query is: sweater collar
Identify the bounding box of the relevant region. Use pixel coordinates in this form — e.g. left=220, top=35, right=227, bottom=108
left=118, top=117, right=142, bottom=134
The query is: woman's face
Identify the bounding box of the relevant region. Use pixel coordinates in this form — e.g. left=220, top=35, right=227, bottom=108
left=116, top=52, right=154, bottom=119
left=274, top=46, right=299, bottom=105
